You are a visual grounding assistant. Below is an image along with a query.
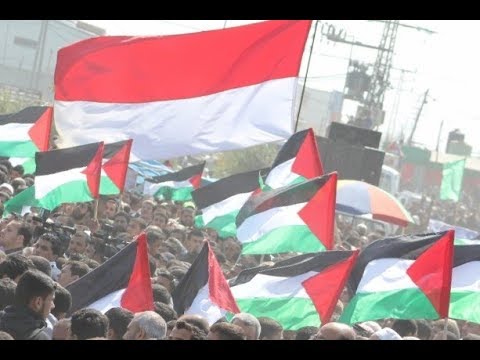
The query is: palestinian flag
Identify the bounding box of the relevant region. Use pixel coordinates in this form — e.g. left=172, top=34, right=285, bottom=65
left=66, top=233, right=154, bottom=314
left=236, top=173, right=337, bottom=255
left=100, top=139, right=133, bottom=195
left=230, top=250, right=358, bottom=330
left=8, top=157, right=36, bottom=175
left=34, top=142, right=104, bottom=210
left=264, top=128, right=323, bottom=190
left=192, top=168, right=268, bottom=237
left=0, top=106, right=52, bottom=157
left=340, top=230, right=454, bottom=324
left=449, top=244, right=480, bottom=323
left=172, top=242, right=240, bottom=325
left=2, top=186, right=40, bottom=217
left=144, top=162, right=205, bottom=202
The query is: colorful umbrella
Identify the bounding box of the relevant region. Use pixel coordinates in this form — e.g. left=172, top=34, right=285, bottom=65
left=336, top=180, right=413, bottom=227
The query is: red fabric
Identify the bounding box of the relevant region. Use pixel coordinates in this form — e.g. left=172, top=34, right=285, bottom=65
left=407, top=230, right=454, bottom=318
left=298, top=172, right=337, bottom=250
left=189, top=173, right=203, bottom=189
left=292, top=128, right=324, bottom=179
left=81, top=142, right=104, bottom=198
left=121, top=233, right=154, bottom=312
left=303, top=250, right=358, bottom=324
left=208, top=242, right=240, bottom=314
left=28, top=106, right=52, bottom=151
left=102, top=139, right=132, bottom=192
left=55, top=21, right=312, bottom=102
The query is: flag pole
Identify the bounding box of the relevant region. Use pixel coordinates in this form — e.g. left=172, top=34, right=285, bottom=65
left=93, top=198, right=99, bottom=221
left=294, top=20, right=319, bottom=133
left=443, top=317, right=449, bottom=340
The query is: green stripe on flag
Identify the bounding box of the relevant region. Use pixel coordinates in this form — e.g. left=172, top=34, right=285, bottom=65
left=195, top=211, right=239, bottom=238
left=99, top=175, right=120, bottom=195
left=0, top=141, right=38, bottom=158
left=236, top=297, right=319, bottom=330
left=241, top=225, right=326, bottom=255
left=449, top=291, right=480, bottom=324
left=37, top=180, right=94, bottom=211
left=339, top=288, right=438, bottom=324
left=171, top=187, right=194, bottom=202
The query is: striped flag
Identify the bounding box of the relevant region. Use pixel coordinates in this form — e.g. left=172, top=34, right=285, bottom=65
left=264, top=128, right=323, bottom=190
left=34, top=142, right=104, bottom=210
left=100, top=140, right=133, bottom=195
left=449, top=244, right=480, bottom=323
left=340, top=230, right=454, bottom=324
left=235, top=173, right=337, bottom=255
left=0, top=106, right=52, bottom=157
left=230, top=251, right=358, bottom=330
left=53, top=20, right=312, bottom=161
left=144, top=162, right=205, bottom=202
left=192, top=168, right=268, bottom=237
left=172, top=242, right=240, bottom=325
left=67, top=233, right=153, bottom=314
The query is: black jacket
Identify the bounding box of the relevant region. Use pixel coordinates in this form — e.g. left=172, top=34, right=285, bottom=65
left=0, top=305, right=50, bottom=340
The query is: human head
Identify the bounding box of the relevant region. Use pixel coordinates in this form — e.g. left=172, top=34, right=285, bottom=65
left=15, top=270, right=56, bottom=320
left=104, top=199, right=119, bottom=220
left=0, top=277, right=16, bottom=310
left=231, top=313, right=261, bottom=340
left=67, top=230, right=89, bottom=256
left=312, top=322, right=356, bottom=340
left=33, top=233, right=63, bottom=262
left=208, top=322, right=246, bottom=340
left=114, top=212, right=130, bottom=233
left=70, top=308, right=109, bottom=340
left=258, top=317, right=283, bottom=340
left=185, top=229, right=204, bottom=254
left=0, top=253, right=34, bottom=283
left=0, top=220, right=31, bottom=251
left=123, top=311, right=167, bottom=340
left=105, top=307, right=134, bottom=340
left=58, top=261, right=91, bottom=287
left=179, top=208, right=195, bottom=228
left=52, top=318, right=71, bottom=340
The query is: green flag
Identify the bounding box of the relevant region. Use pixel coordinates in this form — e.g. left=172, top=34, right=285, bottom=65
left=440, top=159, right=465, bottom=202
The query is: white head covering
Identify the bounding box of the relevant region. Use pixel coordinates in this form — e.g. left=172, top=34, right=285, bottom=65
left=0, top=183, right=14, bottom=195
left=372, top=328, right=402, bottom=340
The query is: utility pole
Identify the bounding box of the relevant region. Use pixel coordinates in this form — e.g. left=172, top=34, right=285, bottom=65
left=34, top=20, right=49, bottom=92
left=435, top=120, right=444, bottom=162
left=30, top=20, right=46, bottom=89
left=407, top=89, right=429, bottom=145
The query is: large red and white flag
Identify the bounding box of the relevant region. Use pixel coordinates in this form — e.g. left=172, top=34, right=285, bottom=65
left=54, top=20, right=312, bottom=161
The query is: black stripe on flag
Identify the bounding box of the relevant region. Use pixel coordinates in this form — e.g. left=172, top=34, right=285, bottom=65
left=454, top=244, right=480, bottom=267
left=147, top=162, right=205, bottom=183
left=348, top=231, right=449, bottom=294
left=192, top=168, right=269, bottom=210
left=236, top=173, right=334, bottom=228
left=172, top=244, right=209, bottom=316
left=231, top=251, right=355, bottom=286
left=103, top=140, right=130, bottom=159
left=35, top=142, right=103, bottom=175
left=66, top=240, right=136, bottom=315
left=0, top=106, right=49, bottom=125
left=270, top=129, right=309, bottom=168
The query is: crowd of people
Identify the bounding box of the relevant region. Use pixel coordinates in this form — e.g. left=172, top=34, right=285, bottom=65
left=0, top=158, right=479, bottom=340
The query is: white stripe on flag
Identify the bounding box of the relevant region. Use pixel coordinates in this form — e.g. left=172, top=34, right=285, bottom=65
left=185, top=284, right=226, bottom=326
left=87, top=289, right=125, bottom=314
left=201, top=192, right=253, bottom=225
left=231, top=272, right=318, bottom=299
left=236, top=202, right=306, bottom=244
left=356, top=258, right=416, bottom=294
left=35, top=166, right=87, bottom=199
left=54, top=78, right=296, bottom=161
left=0, top=123, right=32, bottom=141
left=451, top=261, right=480, bottom=291
left=265, top=158, right=297, bottom=189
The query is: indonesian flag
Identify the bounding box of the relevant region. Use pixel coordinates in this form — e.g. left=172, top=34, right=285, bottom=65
left=53, top=20, right=312, bottom=161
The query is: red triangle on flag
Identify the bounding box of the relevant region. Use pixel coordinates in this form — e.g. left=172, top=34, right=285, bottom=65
left=103, top=139, right=132, bottom=192
left=291, top=128, right=324, bottom=179
left=28, top=106, right=53, bottom=151
left=189, top=173, right=203, bottom=189
left=208, top=242, right=240, bottom=314
left=303, top=250, right=358, bottom=324
left=121, top=233, right=154, bottom=312
left=406, top=230, right=454, bottom=318
left=81, top=143, right=104, bottom=199
left=298, top=172, right=337, bottom=250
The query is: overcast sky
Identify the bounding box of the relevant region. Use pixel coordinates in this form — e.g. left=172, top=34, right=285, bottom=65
left=83, top=20, right=479, bottom=155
